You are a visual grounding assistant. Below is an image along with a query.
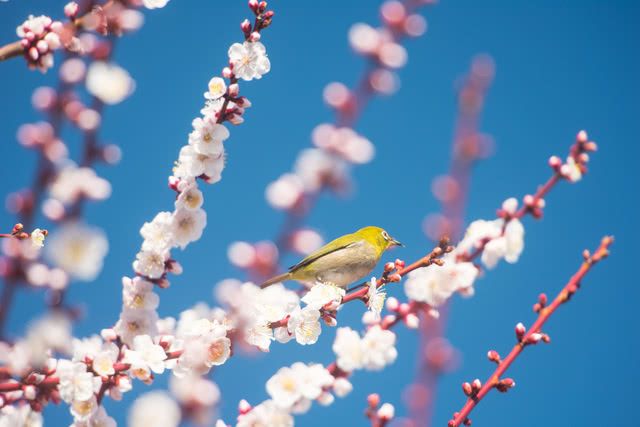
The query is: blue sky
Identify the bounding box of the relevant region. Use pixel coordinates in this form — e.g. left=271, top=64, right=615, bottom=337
left=0, top=1, right=638, bottom=426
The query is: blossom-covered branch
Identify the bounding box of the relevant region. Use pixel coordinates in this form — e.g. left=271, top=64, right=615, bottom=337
left=447, top=236, right=613, bottom=427
left=228, top=0, right=435, bottom=282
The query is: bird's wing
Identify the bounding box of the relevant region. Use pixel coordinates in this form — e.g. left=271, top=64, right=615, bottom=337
left=288, top=234, right=362, bottom=272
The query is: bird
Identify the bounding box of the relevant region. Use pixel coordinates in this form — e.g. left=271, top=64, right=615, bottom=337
left=260, top=226, right=403, bottom=289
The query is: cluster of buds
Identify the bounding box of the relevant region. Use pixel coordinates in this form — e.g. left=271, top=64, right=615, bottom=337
left=247, top=0, right=275, bottom=32
left=17, top=15, right=63, bottom=72
left=515, top=322, right=550, bottom=345
left=365, top=393, right=395, bottom=427
left=0, top=223, right=48, bottom=249
left=549, top=130, right=598, bottom=183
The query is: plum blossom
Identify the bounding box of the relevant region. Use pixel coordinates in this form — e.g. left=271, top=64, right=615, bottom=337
left=301, top=282, right=345, bottom=310
left=91, top=342, right=119, bottom=377
left=174, top=145, right=225, bottom=183
left=561, top=156, right=583, bottom=182
left=175, top=179, right=204, bottom=211
left=265, top=173, right=304, bottom=210
left=71, top=406, right=116, bottom=427
left=128, top=391, right=181, bottom=427
left=360, top=325, right=397, bottom=370
left=228, top=41, right=271, bottom=81
left=237, top=400, right=293, bottom=427
left=45, top=222, right=108, bottom=281
left=56, top=360, right=95, bottom=403
left=366, top=278, right=386, bottom=319
left=70, top=396, right=98, bottom=422
left=30, top=228, right=46, bottom=248
left=122, top=276, right=160, bottom=311
left=140, top=212, right=175, bottom=252
left=333, top=326, right=397, bottom=372
left=133, top=248, right=168, bottom=279
left=332, top=377, right=353, bottom=397
left=189, top=118, right=229, bottom=156
left=266, top=363, right=333, bottom=411
left=86, top=62, right=134, bottom=105
left=207, top=77, right=227, bottom=99
left=114, top=308, right=159, bottom=346
left=404, top=254, right=477, bottom=307
left=123, top=334, right=167, bottom=381
left=0, top=404, right=43, bottom=427
left=49, top=165, right=111, bottom=204
left=172, top=317, right=231, bottom=376
left=287, top=306, right=322, bottom=345
left=481, top=218, right=525, bottom=268
left=16, top=15, right=62, bottom=72
left=171, top=208, right=207, bottom=249
left=332, top=327, right=365, bottom=372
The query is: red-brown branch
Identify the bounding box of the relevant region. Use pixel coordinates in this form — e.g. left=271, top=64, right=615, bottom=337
left=447, top=236, right=613, bottom=427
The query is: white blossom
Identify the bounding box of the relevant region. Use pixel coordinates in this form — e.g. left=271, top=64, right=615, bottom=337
left=56, top=359, right=95, bottom=403
left=480, top=219, right=525, bottom=269
left=45, top=222, right=108, bottom=281
left=122, top=276, right=160, bottom=311
left=91, top=342, right=119, bottom=377
left=175, top=145, right=225, bottom=183
left=561, top=156, right=582, bottom=182
left=140, top=212, right=175, bottom=252
left=366, top=277, right=385, bottom=319
left=189, top=117, right=229, bottom=156
left=332, top=377, right=353, bottom=398
left=133, top=248, right=168, bottom=279
left=207, top=77, right=227, bottom=100
left=70, top=396, right=98, bottom=423
left=128, top=391, right=181, bottom=427
left=0, top=404, right=43, bottom=427
left=30, top=228, right=46, bottom=248
left=86, top=62, right=134, bottom=105
left=288, top=306, right=322, bottom=345
left=114, top=308, right=159, bottom=346
left=228, top=41, right=271, bottom=81
left=49, top=165, right=111, bottom=204
left=71, top=406, right=116, bottom=427
left=171, top=208, right=206, bottom=249
left=360, top=325, right=397, bottom=370
left=404, top=255, right=478, bottom=307
left=237, top=400, right=293, bottom=427
left=175, top=179, right=204, bottom=211
left=332, top=327, right=364, bottom=372
left=123, top=334, right=167, bottom=380
left=266, top=363, right=333, bottom=411
left=301, top=282, right=345, bottom=310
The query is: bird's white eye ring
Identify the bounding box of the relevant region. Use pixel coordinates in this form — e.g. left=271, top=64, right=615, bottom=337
left=382, top=231, right=389, bottom=240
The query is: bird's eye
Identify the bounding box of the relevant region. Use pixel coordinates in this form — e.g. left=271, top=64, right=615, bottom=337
left=382, top=231, right=389, bottom=240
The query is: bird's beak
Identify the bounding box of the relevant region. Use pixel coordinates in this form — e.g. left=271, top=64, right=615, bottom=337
left=390, top=237, right=404, bottom=247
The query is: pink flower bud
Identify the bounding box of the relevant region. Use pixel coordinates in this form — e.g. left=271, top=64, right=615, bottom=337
left=248, top=0, right=259, bottom=12
left=222, top=67, right=233, bottom=78
left=515, top=322, right=526, bottom=340
left=238, top=399, right=252, bottom=414
left=385, top=296, right=399, bottom=311
left=250, top=31, right=261, bottom=42
left=240, top=19, right=251, bottom=33
left=548, top=155, right=562, bottom=168
left=23, top=385, right=36, bottom=400
left=377, top=402, right=395, bottom=420
left=487, top=350, right=501, bottom=363
left=404, top=313, right=419, bottom=329
left=384, top=261, right=395, bottom=272
left=228, top=83, right=240, bottom=97
left=367, top=393, right=380, bottom=408
left=398, top=303, right=410, bottom=316
left=462, top=382, right=473, bottom=396
left=101, top=328, right=117, bottom=341
left=576, top=130, right=588, bottom=143
left=471, top=379, right=482, bottom=391
left=64, top=2, right=79, bottom=18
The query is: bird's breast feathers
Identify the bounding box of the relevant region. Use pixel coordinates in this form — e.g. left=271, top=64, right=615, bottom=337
left=293, top=240, right=378, bottom=287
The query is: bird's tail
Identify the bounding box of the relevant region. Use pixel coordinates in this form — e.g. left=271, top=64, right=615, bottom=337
left=260, top=272, right=291, bottom=289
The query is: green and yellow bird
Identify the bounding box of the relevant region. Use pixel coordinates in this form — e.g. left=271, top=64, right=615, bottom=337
left=260, top=226, right=403, bottom=289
